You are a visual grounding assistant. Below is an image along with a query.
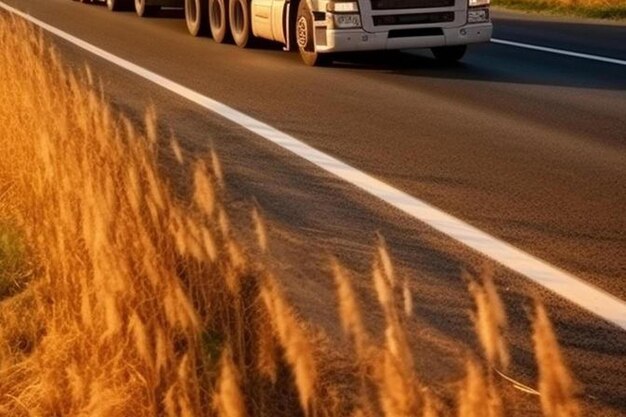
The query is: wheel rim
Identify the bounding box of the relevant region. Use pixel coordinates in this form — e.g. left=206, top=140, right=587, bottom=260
left=233, top=0, right=244, bottom=34
left=296, top=15, right=308, bottom=49
left=210, top=0, right=222, bottom=29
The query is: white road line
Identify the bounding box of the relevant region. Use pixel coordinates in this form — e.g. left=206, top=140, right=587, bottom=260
left=492, top=38, right=626, bottom=66
left=2, top=2, right=626, bottom=330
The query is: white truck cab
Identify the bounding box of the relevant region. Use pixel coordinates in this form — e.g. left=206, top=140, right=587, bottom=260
left=289, top=0, right=492, bottom=64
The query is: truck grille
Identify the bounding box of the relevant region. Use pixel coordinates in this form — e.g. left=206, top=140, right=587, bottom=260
left=371, top=0, right=455, bottom=10
left=372, top=12, right=454, bottom=25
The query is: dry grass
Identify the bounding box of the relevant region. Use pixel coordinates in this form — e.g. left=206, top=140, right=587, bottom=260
left=467, top=265, right=509, bottom=371
left=0, top=15, right=588, bottom=417
left=0, top=222, right=30, bottom=299
left=533, top=303, right=581, bottom=417
left=493, top=0, right=626, bottom=20
left=546, top=0, right=624, bottom=6
left=0, top=15, right=310, bottom=417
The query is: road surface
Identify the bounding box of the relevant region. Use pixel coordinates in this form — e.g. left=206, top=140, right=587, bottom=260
left=2, top=1, right=625, bottom=415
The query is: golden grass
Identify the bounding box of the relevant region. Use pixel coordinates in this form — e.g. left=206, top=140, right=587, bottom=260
left=548, top=0, right=624, bottom=5
left=467, top=265, right=509, bottom=371
left=0, top=15, right=587, bottom=417
left=0, top=15, right=307, bottom=417
left=0, top=222, right=29, bottom=299
left=495, top=0, right=626, bottom=8
left=533, top=303, right=581, bottom=417
left=493, top=0, right=626, bottom=19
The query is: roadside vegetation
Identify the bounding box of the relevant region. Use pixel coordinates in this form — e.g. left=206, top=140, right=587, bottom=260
left=493, top=0, right=626, bottom=20
left=0, top=222, right=29, bottom=300
left=0, top=15, right=586, bottom=417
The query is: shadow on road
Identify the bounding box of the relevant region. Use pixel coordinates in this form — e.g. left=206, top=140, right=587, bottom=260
left=329, top=45, right=626, bottom=91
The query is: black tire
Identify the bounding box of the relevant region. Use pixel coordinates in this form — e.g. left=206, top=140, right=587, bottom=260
left=209, top=0, right=229, bottom=43
left=431, top=45, right=467, bottom=63
left=107, top=0, right=132, bottom=11
left=228, top=0, right=252, bottom=48
left=296, top=0, right=332, bottom=66
left=186, top=0, right=208, bottom=36
left=135, top=0, right=160, bottom=17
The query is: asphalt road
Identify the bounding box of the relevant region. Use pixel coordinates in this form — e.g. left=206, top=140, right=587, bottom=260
left=2, top=0, right=625, bottom=415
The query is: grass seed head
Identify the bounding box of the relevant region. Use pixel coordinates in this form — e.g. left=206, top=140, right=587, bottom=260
left=251, top=206, right=268, bottom=253
left=468, top=267, right=509, bottom=370
left=376, top=236, right=395, bottom=286
left=533, top=302, right=581, bottom=417
left=331, top=259, right=368, bottom=357
left=214, top=349, right=247, bottom=417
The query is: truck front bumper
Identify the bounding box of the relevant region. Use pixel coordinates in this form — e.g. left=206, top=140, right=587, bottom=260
left=316, top=23, right=492, bottom=53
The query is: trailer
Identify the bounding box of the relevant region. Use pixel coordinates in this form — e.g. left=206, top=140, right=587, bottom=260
left=103, top=0, right=182, bottom=16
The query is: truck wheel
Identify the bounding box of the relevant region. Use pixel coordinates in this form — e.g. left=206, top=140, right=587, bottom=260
left=209, top=0, right=229, bottom=43
left=186, top=0, right=208, bottom=36
left=135, top=0, right=160, bottom=17
left=296, top=0, right=332, bottom=66
left=431, top=45, right=467, bottom=63
left=107, top=0, right=132, bottom=11
left=229, top=0, right=252, bottom=48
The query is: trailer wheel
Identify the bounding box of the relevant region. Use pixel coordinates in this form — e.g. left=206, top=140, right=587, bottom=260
left=135, top=0, right=160, bottom=17
left=107, top=0, right=132, bottom=11
left=186, top=0, right=208, bottom=36
left=296, top=0, right=332, bottom=66
left=431, top=45, right=467, bottom=63
left=209, top=0, right=229, bottom=43
left=229, top=0, right=252, bottom=48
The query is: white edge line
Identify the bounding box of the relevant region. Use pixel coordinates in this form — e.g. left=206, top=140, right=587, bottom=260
left=2, top=2, right=626, bottom=331
left=492, top=38, right=626, bottom=66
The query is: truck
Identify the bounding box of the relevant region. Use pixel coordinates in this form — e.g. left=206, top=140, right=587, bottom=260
left=97, top=0, right=492, bottom=66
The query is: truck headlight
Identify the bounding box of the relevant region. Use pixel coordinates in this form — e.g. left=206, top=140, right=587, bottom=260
left=467, top=7, right=489, bottom=23
left=327, top=1, right=359, bottom=12
left=468, top=0, right=490, bottom=6
left=332, top=13, right=362, bottom=28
